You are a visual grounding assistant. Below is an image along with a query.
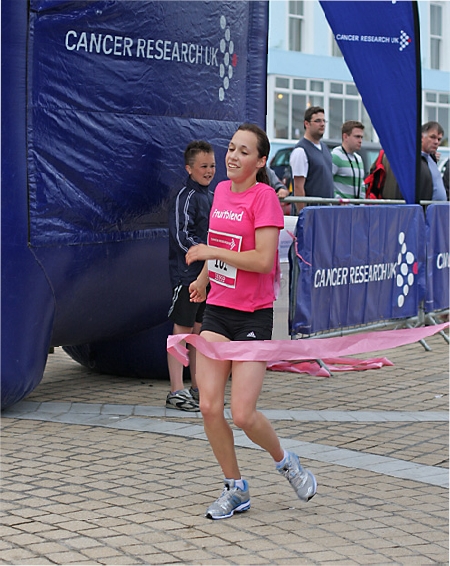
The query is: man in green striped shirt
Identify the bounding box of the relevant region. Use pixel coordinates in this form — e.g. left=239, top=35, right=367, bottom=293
left=331, top=120, right=366, bottom=199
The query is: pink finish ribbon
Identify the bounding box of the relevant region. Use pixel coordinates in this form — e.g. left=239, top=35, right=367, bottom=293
left=267, top=357, right=394, bottom=377
left=167, top=323, right=449, bottom=368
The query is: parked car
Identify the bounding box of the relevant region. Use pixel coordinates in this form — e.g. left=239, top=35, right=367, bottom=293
left=269, top=140, right=382, bottom=190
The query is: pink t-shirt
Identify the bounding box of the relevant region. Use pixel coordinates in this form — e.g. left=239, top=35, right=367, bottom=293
left=206, top=180, right=285, bottom=312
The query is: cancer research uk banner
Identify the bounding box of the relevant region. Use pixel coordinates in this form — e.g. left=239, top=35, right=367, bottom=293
left=425, top=204, right=450, bottom=313
left=320, top=1, right=421, bottom=204
left=27, top=1, right=268, bottom=244
left=290, top=206, right=426, bottom=336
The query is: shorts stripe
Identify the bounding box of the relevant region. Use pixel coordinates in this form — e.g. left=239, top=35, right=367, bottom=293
left=167, top=284, right=182, bottom=319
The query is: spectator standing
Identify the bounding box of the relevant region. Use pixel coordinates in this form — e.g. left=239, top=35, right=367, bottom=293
left=442, top=158, right=449, bottom=199
left=421, top=121, right=447, bottom=201
left=380, top=121, right=447, bottom=201
left=166, top=141, right=216, bottom=411
left=266, top=165, right=289, bottom=197
left=377, top=152, right=400, bottom=200
left=332, top=120, right=366, bottom=199
left=266, top=165, right=291, bottom=215
left=289, top=106, right=334, bottom=212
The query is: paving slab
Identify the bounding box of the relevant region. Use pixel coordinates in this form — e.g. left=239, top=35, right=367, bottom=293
left=1, top=332, right=448, bottom=565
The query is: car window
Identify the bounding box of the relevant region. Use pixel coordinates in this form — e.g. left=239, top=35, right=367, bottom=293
left=271, top=149, right=292, bottom=166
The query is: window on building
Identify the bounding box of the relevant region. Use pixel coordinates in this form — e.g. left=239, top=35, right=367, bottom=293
left=424, top=91, right=450, bottom=145
left=308, top=80, right=324, bottom=110
left=329, top=84, right=361, bottom=139
left=289, top=1, right=304, bottom=52
left=274, top=78, right=289, bottom=138
left=329, top=98, right=343, bottom=139
left=330, top=83, right=343, bottom=95
left=274, top=96, right=289, bottom=139
left=292, top=94, right=306, bottom=138
left=269, top=75, right=377, bottom=143
left=430, top=3, right=442, bottom=70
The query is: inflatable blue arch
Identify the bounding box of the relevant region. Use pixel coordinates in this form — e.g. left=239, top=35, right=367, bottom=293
left=1, top=0, right=269, bottom=409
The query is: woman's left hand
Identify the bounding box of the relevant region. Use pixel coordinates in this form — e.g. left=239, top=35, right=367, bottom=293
left=189, top=279, right=207, bottom=303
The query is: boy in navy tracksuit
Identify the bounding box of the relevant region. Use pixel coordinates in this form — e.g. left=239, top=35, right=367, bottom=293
left=167, top=141, right=215, bottom=411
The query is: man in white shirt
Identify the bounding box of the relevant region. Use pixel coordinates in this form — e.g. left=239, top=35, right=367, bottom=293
left=289, top=106, right=334, bottom=212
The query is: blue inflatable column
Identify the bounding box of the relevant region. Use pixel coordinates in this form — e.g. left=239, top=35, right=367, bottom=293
left=1, top=1, right=55, bottom=409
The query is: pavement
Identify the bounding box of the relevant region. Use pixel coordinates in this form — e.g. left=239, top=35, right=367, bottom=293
left=1, top=329, right=449, bottom=565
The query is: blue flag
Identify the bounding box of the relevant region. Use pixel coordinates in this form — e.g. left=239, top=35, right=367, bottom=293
left=320, top=1, right=422, bottom=204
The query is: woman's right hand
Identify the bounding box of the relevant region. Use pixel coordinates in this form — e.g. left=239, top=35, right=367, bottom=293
left=186, top=243, right=210, bottom=265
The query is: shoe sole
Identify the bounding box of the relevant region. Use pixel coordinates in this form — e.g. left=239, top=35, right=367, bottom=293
left=205, top=500, right=251, bottom=520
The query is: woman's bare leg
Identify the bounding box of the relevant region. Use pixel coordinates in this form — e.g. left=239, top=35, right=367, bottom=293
left=195, top=331, right=240, bottom=479
left=230, top=360, right=284, bottom=462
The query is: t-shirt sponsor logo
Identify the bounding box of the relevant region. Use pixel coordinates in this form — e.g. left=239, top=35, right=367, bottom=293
left=212, top=208, right=243, bottom=222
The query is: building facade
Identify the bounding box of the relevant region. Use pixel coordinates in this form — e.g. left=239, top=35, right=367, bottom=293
left=267, top=0, right=450, bottom=157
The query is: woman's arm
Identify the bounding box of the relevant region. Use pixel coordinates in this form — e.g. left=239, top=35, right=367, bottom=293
left=185, top=226, right=279, bottom=274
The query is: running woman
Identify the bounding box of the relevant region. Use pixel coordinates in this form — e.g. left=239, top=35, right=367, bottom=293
left=186, top=123, right=317, bottom=520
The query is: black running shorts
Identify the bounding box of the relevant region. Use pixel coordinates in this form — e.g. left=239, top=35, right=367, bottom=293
left=201, top=304, right=273, bottom=341
left=168, top=285, right=207, bottom=327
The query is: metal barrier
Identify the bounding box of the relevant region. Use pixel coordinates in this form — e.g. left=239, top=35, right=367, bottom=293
left=282, top=196, right=407, bottom=206
left=281, top=196, right=449, bottom=207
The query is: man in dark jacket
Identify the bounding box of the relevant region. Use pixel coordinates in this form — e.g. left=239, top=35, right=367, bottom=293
left=442, top=158, right=449, bottom=199
left=381, top=153, right=434, bottom=201
left=421, top=121, right=447, bottom=201
left=381, top=121, right=447, bottom=202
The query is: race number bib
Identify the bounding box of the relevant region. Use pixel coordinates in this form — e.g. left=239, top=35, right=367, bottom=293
left=207, top=229, right=242, bottom=288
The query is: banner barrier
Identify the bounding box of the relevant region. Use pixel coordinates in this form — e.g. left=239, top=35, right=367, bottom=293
left=425, top=203, right=450, bottom=313
left=167, top=323, right=449, bottom=366
left=289, top=205, right=426, bottom=336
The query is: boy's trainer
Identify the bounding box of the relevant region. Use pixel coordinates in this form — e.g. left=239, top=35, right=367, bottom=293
left=189, top=386, right=199, bottom=403
left=166, top=388, right=200, bottom=412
